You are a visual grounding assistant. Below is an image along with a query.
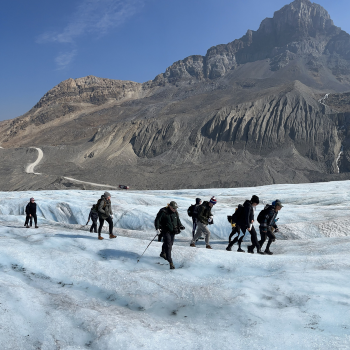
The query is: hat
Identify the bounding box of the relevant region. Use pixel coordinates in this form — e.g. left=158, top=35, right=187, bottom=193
left=30, top=197, right=35, bottom=201
left=104, top=192, right=111, bottom=198
left=196, top=198, right=202, bottom=205
left=169, top=201, right=178, bottom=209
left=273, top=199, right=283, bottom=208
left=251, top=195, right=260, bottom=204
left=209, top=196, right=217, bottom=205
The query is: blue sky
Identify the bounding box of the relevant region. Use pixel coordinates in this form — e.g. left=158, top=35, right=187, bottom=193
left=1, top=0, right=350, bottom=121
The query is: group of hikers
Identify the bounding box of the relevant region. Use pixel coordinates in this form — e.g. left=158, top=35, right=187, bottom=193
left=24, top=192, right=117, bottom=240
left=154, top=195, right=283, bottom=269
left=23, top=191, right=283, bottom=270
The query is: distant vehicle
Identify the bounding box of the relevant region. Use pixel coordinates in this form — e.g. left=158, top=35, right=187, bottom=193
left=119, top=185, right=130, bottom=190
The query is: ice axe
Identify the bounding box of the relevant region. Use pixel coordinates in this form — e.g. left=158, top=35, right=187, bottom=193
left=137, top=231, right=159, bottom=263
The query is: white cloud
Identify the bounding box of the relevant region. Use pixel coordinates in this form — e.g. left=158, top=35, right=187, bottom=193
left=55, top=50, right=78, bottom=70
left=37, top=0, right=144, bottom=44
left=37, top=0, right=144, bottom=69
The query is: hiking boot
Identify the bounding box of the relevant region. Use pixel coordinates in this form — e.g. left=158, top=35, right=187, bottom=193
left=170, top=263, right=175, bottom=270
left=247, top=246, right=254, bottom=254
left=226, top=246, right=232, bottom=251
left=160, top=252, right=167, bottom=260
left=90, top=228, right=93, bottom=233
left=35, top=226, right=39, bottom=229
left=237, top=248, right=245, bottom=253
left=264, top=249, right=273, bottom=255
left=206, top=245, right=212, bottom=249
left=98, top=236, right=104, bottom=240
left=257, top=249, right=265, bottom=255
left=109, top=234, right=116, bottom=239
left=26, top=225, right=30, bottom=228
left=190, top=243, right=196, bottom=247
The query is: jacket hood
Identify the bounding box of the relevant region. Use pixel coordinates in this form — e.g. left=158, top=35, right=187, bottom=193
left=243, top=200, right=252, bottom=206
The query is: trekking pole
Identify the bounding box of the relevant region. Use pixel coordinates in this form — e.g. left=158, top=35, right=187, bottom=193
left=137, top=232, right=159, bottom=263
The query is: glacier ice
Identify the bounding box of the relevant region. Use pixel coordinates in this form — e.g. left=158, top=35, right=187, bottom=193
left=0, top=181, right=349, bottom=349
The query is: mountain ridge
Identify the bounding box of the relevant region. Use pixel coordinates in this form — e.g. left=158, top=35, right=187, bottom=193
left=1, top=0, right=350, bottom=191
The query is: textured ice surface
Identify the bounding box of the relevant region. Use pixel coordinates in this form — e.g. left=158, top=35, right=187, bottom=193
left=0, top=181, right=350, bottom=349
left=1, top=180, right=349, bottom=240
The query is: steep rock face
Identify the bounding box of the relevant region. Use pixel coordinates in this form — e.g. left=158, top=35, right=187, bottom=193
left=152, top=0, right=349, bottom=85
left=129, top=82, right=341, bottom=174
left=200, top=90, right=340, bottom=172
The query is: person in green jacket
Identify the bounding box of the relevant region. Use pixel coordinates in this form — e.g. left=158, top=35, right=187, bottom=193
left=155, top=201, right=185, bottom=269
left=190, top=196, right=217, bottom=249
left=97, top=192, right=116, bottom=240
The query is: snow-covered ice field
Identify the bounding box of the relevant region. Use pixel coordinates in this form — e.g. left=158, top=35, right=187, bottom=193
left=0, top=181, right=350, bottom=349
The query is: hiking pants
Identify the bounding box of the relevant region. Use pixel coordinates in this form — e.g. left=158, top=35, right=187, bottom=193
left=90, top=218, right=98, bottom=233
left=162, top=231, right=175, bottom=263
left=98, top=216, right=113, bottom=235
left=25, top=214, right=37, bottom=226
left=192, top=218, right=198, bottom=239
left=192, top=221, right=211, bottom=245
left=248, top=225, right=261, bottom=251
left=158, top=230, right=164, bottom=242
left=259, top=227, right=276, bottom=251
left=227, top=225, right=244, bottom=249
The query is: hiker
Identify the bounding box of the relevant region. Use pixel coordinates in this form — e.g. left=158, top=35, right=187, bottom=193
left=155, top=205, right=167, bottom=243
left=97, top=191, right=116, bottom=240
left=86, top=204, right=99, bottom=233
left=155, top=201, right=185, bottom=270
left=24, top=197, right=38, bottom=228
left=187, top=198, right=202, bottom=239
left=226, top=207, right=245, bottom=252
left=235, top=195, right=264, bottom=254
left=190, top=196, right=217, bottom=249
left=258, top=199, right=283, bottom=255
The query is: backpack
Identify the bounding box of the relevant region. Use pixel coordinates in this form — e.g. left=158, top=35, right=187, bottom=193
left=96, top=198, right=107, bottom=210
left=231, top=204, right=244, bottom=222
left=257, top=204, right=270, bottom=224
left=187, top=204, right=195, bottom=217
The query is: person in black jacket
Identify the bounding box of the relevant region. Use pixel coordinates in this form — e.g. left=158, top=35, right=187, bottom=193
left=258, top=200, right=283, bottom=255
left=155, top=201, right=185, bottom=269
left=24, top=197, right=38, bottom=228
left=189, top=198, right=202, bottom=239
left=86, top=204, right=99, bottom=234
left=236, top=195, right=264, bottom=254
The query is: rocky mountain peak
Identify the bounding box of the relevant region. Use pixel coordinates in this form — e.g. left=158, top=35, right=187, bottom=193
left=34, top=75, right=142, bottom=108
left=152, top=0, right=347, bottom=85
left=258, top=0, right=334, bottom=44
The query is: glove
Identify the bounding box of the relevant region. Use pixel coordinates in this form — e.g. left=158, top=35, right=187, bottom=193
left=156, top=229, right=161, bottom=235
left=208, top=216, right=213, bottom=224
left=180, top=225, right=185, bottom=231
left=86, top=222, right=89, bottom=225
left=274, top=227, right=279, bottom=233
